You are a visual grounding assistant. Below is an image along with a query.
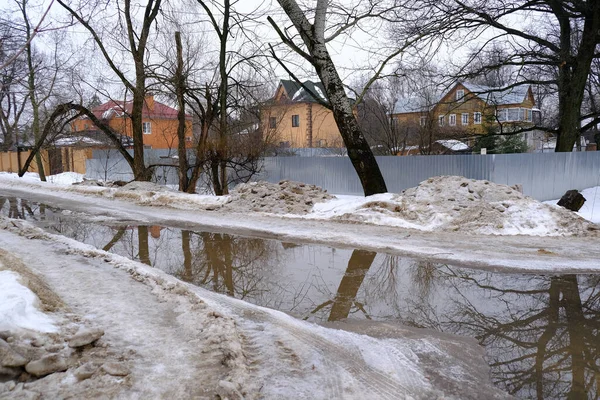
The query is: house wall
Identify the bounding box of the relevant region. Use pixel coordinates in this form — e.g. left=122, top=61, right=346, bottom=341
left=73, top=115, right=193, bottom=150
left=392, top=83, right=538, bottom=136
left=262, top=102, right=342, bottom=148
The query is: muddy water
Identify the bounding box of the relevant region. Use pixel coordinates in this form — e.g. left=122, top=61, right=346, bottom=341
left=2, top=196, right=599, bottom=399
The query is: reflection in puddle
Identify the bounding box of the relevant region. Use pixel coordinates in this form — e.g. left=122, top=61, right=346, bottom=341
left=1, top=196, right=599, bottom=399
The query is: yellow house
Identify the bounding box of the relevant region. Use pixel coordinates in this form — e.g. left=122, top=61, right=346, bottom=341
left=391, top=82, right=541, bottom=136
left=72, top=95, right=193, bottom=150
left=261, top=80, right=343, bottom=148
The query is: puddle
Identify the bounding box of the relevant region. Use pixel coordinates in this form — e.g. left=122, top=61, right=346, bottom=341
left=1, top=196, right=599, bottom=399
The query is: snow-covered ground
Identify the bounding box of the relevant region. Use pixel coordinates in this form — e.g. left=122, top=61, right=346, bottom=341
left=3, top=173, right=598, bottom=237
left=0, top=270, right=57, bottom=333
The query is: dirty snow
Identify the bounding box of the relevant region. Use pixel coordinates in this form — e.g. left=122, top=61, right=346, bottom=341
left=3, top=172, right=595, bottom=237
left=546, top=186, right=600, bottom=224
left=311, top=176, right=596, bottom=236
left=0, top=217, right=508, bottom=399
left=0, top=270, right=57, bottom=333
left=225, top=180, right=334, bottom=214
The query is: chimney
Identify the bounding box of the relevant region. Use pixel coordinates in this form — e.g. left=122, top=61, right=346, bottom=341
left=145, top=95, right=155, bottom=112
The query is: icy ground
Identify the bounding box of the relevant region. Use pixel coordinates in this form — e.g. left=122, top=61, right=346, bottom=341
left=0, top=172, right=599, bottom=272
left=0, top=217, right=509, bottom=399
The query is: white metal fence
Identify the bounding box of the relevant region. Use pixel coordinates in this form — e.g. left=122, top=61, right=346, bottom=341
left=86, top=150, right=600, bottom=201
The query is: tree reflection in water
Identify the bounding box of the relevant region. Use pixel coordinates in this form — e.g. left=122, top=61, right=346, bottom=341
left=174, top=231, right=280, bottom=302
left=0, top=197, right=38, bottom=220
left=405, top=267, right=600, bottom=399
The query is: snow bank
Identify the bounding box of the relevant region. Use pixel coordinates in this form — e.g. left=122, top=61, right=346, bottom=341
left=47, top=172, right=84, bottom=185
left=311, top=176, right=597, bottom=236
left=224, top=180, right=334, bottom=214
left=0, top=270, right=57, bottom=333
left=546, top=186, right=600, bottom=224
left=10, top=172, right=85, bottom=185
left=1, top=172, right=596, bottom=236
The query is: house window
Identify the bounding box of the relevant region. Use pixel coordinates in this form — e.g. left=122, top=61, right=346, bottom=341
left=269, top=117, right=277, bottom=129
left=292, top=114, right=300, bottom=127
left=142, top=122, right=151, bottom=134
left=474, top=112, right=482, bottom=124
left=185, top=136, right=192, bottom=142
left=461, top=113, right=469, bottom=125
left=456, top=89, right=465, bottom=102
left=449, top=114, right=456, bottom=126
left=317, top=139, right=327, bottom=147
left=496, top=109, right=508, bottom=122
left=420, top=116, right=427, bottom=127
left=438, top=115, right=445, bottom=126
left=507, top=108, right=520, bottom=121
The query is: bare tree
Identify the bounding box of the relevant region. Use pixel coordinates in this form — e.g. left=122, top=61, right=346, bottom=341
left=442, top=0, right=600, bottom=152
left=0, top=19, right=29, bottom=151
left=148, top=1, right=271, bottom=194
left=57, top=0, right=163, bottom=180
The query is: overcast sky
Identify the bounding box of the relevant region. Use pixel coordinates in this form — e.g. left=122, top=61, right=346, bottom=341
left=5, top=0, right=529, bottom=103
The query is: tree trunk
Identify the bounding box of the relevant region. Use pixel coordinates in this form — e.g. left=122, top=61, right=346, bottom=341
left=131, top=85, right=148, bottom=180
left=210, top=157, right=223, bottom=195
left=22, top=0, right=46, bottom=181
left=174, top=32, right=190, bottom=192
left=555, top=72, right=586, bottom=152
left=216, top=0, right=230, bottom=195
left=311, top=44, right=387, bottom=195
left=554, top=3, right=600, bottom=152
left=274, top=0, right=387, bottom=196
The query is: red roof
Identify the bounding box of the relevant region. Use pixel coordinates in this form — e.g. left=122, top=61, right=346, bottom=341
left=89, top=96, right=192, bottom=120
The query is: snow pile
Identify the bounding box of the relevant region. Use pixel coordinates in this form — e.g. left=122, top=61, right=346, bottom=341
left=0, top=270, right=57, bottom=333
left=1, top=172, right=597, bottom=236
left=47, top=172, right=85, bottom=185
left=312, top=176, right=597, bottom=236
left=546, top=186, right=600, bottom=224
left=116, top=181, right=174, bottom=193
left=224, top=180, right=335, bottom=214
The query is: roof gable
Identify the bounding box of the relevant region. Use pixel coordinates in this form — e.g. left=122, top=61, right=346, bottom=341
left=278, top=79, right=327, bottom=103
left=89, top=97, right=191, bottom=120
left=460, top=82, right=532, bottom=106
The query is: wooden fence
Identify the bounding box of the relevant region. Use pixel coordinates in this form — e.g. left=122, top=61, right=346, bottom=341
left=0, top=148, right=90, bottom=175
